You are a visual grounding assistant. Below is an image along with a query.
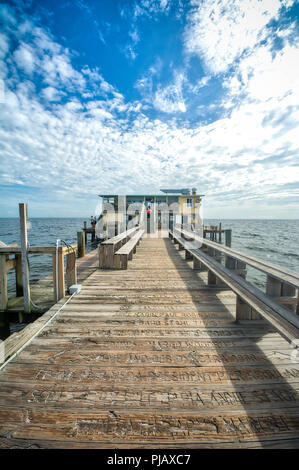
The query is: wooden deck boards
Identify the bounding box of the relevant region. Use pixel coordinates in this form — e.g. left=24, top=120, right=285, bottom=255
left=0, top=237, right=298, bottom=448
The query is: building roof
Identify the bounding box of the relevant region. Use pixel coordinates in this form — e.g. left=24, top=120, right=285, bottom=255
left=98, top=194, right=204, bottom=198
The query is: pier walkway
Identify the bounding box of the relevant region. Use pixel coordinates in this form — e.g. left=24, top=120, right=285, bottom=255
left=0, top=237, right=299, bottom=448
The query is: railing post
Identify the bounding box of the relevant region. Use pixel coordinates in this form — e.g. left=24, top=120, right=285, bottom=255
left=19, top=203, right=31, bottom=313
left=236, top=260, right=246, bottom=279
left=236, top=296, right=252, bottom=320
left=66, top=251, right=77, bottom=290
left=77, top=232, right=85, bottom=258
left=52, top=249, right=65, bottom=301
left=225, top=229, right=232, bottom=247
left=266, top=275, right=281, bottom=297
left=207, top=247, right=217, bottom=285
left=269, top=278, right=297, bottom=313
left=15, top=253, right=23, bottom=297
left=83, top=221, right=87, bottom=243
left=193, top=257, right=202, bottom=270
left=0, top=255, right=8, bottom=311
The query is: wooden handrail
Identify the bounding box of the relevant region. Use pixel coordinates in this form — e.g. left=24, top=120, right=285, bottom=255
left=170, top=229, right=299, bottom=344
left=0, top=244, right=77, bottom=255
left=174, top=227, right=299, bottom=288
left=191, top=247, right=299, bottom=343
left=0, top=244, right=78, bottom=310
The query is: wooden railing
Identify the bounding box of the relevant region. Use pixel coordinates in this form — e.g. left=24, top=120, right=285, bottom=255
left=170, top=227, right=299, bottom=345
left=0, top=244, right=77, bottom=310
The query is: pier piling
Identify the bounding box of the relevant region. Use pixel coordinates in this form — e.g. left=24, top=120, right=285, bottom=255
left=19, top=203, right=31, bottom=314
left=77, top=231, right=85, bottom=258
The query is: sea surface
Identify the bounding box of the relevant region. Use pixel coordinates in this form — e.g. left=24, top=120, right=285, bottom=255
left=0, top=218, right=298, bottom=296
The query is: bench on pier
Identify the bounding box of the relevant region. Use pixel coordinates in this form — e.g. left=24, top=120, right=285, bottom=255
left=114, top=229, right=145, bottom=270
left=173, top=226, right=299, bottom=299
left=99, top=226, right=140, bottom=269
left=169, top=229, right=299, bottom=346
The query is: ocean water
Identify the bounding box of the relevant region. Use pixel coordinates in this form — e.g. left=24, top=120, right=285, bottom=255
left=0, top=218, right=298, bottom=295
left=206, top=219, right=299, bottom=290
left=0, top=217, right=91, bottom=294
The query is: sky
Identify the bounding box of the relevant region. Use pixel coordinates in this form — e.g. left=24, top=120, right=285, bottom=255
left=0, top=0, right=298, bottom=218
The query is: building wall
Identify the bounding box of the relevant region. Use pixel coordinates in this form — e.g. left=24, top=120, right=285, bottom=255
left=179, top=195, right=201, bottom=214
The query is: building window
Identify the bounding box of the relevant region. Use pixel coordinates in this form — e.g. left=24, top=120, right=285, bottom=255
left=186, top=198, right=193, bottom=207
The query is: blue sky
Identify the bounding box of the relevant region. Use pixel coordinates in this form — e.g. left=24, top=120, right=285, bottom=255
left=0, top=0, right=298, bottom=218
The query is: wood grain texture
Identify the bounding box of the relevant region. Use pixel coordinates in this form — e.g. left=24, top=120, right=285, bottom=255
left=0, top=236, right=298, bottom=448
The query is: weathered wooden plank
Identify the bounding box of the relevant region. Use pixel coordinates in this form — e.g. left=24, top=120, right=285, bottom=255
left=1, top=408, right=299, bottom=444
left=2, top=362, right=299, bottom=387
left=27, top=335, right=290, bottom=351
left=0, top=381, right=298, bottom=412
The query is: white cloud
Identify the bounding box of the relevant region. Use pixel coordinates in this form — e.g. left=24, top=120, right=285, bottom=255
left=184, top=0, right=288, bottom=73
left=13, top=43, right=35, bottom=74
left=41, top=86, right=63, bottom=101
left=137, top=69, right=187, bottom=113
left=240, top=43, right=299, bottom=102
left=0, top=32, right=9, bottom=60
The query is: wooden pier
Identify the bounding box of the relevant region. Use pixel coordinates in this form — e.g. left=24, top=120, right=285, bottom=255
left=0, top=233, right=299, bottom=448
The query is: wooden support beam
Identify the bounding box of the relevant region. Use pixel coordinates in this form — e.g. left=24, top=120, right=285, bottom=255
left=280, top=281, right=297, bottom=313
left=208, top=269, right=217, bottom=285
left=225, top=254, right=236, bottom=270
left=236, top=295, right=252, bottom=320
left=236, top=260, right=247, bottom=279
left=225, top=229, right=232, bottom=247
left=114, top=254, right=128, bottom=270
left=83, top=222, right=87, bottom=243
left=266, top=275, right=282, bottom=297
left=19, top=203, right=31, bottom=313
left=193, top=257, right=202, bottom=270
left=15, top=253, right=23, bottom=297
left=77, top=232, right=85, bottom=258
left=208, top=246, right=225, bottom=287
left=0, top=255, right=8, bottom=311
left=52, top=252, right=65, bottom=301
left=5, top=258, right=16, bottom=271
left=66, top=251, right=77, bottom=290
left=282, top=282, right=296, bottom=296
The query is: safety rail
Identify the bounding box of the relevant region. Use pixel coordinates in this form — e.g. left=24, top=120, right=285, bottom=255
left=170, top=228, right=299, bottom=346
left=0, top=244, right=77, bottom=309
